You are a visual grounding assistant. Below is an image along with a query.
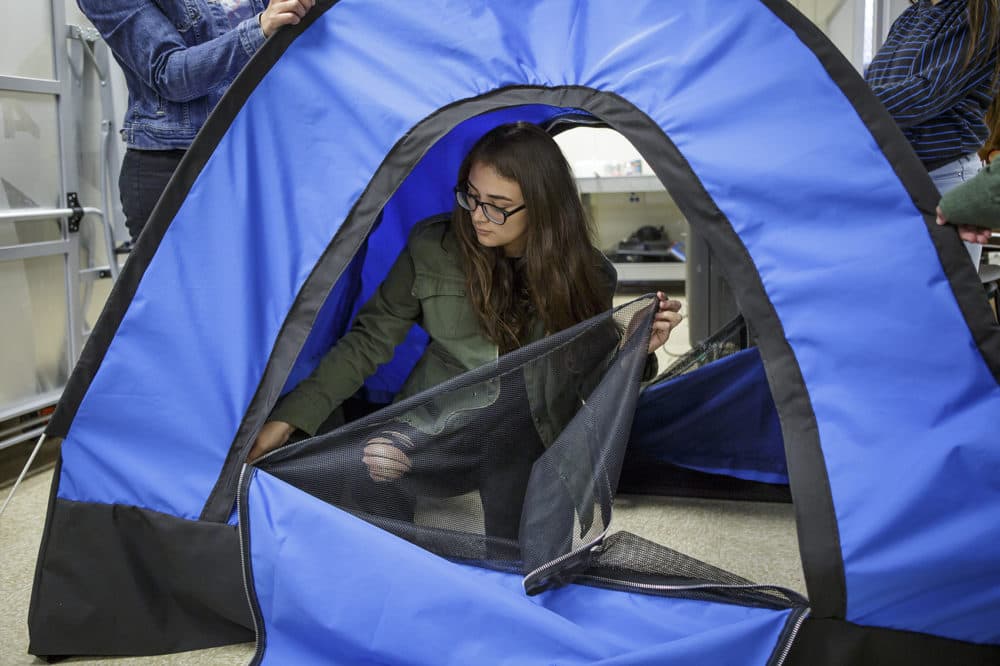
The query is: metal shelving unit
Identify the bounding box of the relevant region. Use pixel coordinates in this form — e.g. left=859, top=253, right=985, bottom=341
left=576, top=174, right=665, bottom=195
left=577, top=175, right=685, bottom=285
left=0, top=2, right=118, bottom=452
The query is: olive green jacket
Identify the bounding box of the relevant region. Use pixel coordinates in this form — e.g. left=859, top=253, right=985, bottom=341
left=271, top=216, right=637, bottom=445
left=938, top=160, right=1000, bottom=230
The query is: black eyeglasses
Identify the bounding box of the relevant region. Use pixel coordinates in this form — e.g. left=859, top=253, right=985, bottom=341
left=454, top=184, right=526, bottom=225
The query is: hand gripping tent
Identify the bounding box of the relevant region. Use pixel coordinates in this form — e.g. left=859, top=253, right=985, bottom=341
left=26, top=0, right=1000, bottom=663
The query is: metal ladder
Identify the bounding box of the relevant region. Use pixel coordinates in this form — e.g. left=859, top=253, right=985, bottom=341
left=0, top=1, right=122, bottom=455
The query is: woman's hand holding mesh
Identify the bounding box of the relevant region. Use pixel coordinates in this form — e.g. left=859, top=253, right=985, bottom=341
left=363, top=430, right=416, bottom=482
left=647, top=291, right=683, bottom=354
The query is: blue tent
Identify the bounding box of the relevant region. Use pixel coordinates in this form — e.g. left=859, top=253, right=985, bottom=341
left=28, top=0, right=1000, bottom=663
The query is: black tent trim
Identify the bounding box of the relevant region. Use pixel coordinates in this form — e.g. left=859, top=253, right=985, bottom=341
left=785, top=617, right=1000, bottom=665
left=27, top=460, right=254, bottom=657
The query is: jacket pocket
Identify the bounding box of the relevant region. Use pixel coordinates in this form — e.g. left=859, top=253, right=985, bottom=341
left=411, top=273, right=480, bottom=341
left=155, top=0, right=201, bottom=33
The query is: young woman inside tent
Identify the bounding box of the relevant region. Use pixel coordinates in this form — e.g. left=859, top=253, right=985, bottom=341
left=246, top=122, right=682, bottom=536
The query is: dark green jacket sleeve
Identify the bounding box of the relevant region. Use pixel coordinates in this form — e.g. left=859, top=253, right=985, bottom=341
left=939, top=161, right=1000, bottom=230
left=270, top=246, right=422, bottom=435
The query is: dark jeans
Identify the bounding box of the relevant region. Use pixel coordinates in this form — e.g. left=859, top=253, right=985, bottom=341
left=119, top=148, right=186, bottom=242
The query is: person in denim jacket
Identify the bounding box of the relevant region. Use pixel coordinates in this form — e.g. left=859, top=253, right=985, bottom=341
left=78, top=0, right=316, bottom=242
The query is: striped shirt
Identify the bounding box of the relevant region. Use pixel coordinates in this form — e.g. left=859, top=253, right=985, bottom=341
left=865, top=0, right=997, bottom=169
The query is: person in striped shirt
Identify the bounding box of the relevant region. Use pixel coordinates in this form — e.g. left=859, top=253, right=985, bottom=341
left=866, top=0, right=998, bottom=173
left=866, top=0, right=999, bottom=261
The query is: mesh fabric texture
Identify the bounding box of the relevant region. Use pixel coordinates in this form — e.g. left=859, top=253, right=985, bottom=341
left=260, top=296, right=655, bottom=585
left=257, top=296, right=802, bottom=608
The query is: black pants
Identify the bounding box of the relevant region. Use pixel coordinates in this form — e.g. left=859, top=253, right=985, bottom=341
left=119, top=148, right=186, bottom=242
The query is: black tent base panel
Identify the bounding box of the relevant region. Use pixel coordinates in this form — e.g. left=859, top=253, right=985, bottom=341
left=618, top=460, right=792, bottom=503
left=28, top=497, right=254, bottom=658
left=786, top=617, right=1000, bottom=666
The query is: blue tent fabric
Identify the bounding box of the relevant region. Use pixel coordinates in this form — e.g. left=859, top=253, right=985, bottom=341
left=631, top=348, right=788, bottom=485
left=242, top=468, right=799, bottom=666
left=29, top=0, right=1000, bottom=659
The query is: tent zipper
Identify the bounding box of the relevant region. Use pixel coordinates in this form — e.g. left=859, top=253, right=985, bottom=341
left=772, top=607, right=810, bottom=666
left=522, top=528, right=609, bottom=593
left=235, top=464, right=264, bottom=664
left=580, top=573, right=809, bottom=665
left=578, top=573, right=806, bottom=600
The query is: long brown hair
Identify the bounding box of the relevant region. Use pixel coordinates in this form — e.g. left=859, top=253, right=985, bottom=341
left=910, top=1, right=999, bottom=77
left=967, top=0, right=1000, bottom=160
left=452, top=122, right=609, bottom=353
left=966, top=0, right=1000, bottom=77
left=978, top=92, right=1000, bottom=160
left=909, top=1, right=1000, bottom=160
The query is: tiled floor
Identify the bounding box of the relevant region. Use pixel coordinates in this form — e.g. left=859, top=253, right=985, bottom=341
left=0, top=291, right=805, bottom=664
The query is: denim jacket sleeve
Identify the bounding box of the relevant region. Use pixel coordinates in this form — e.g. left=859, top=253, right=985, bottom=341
left=78, top=0, right=266, bottom=103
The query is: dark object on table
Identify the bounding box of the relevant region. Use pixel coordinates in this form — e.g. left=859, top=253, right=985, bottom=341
left=605, top=225, right=685, bottom=263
